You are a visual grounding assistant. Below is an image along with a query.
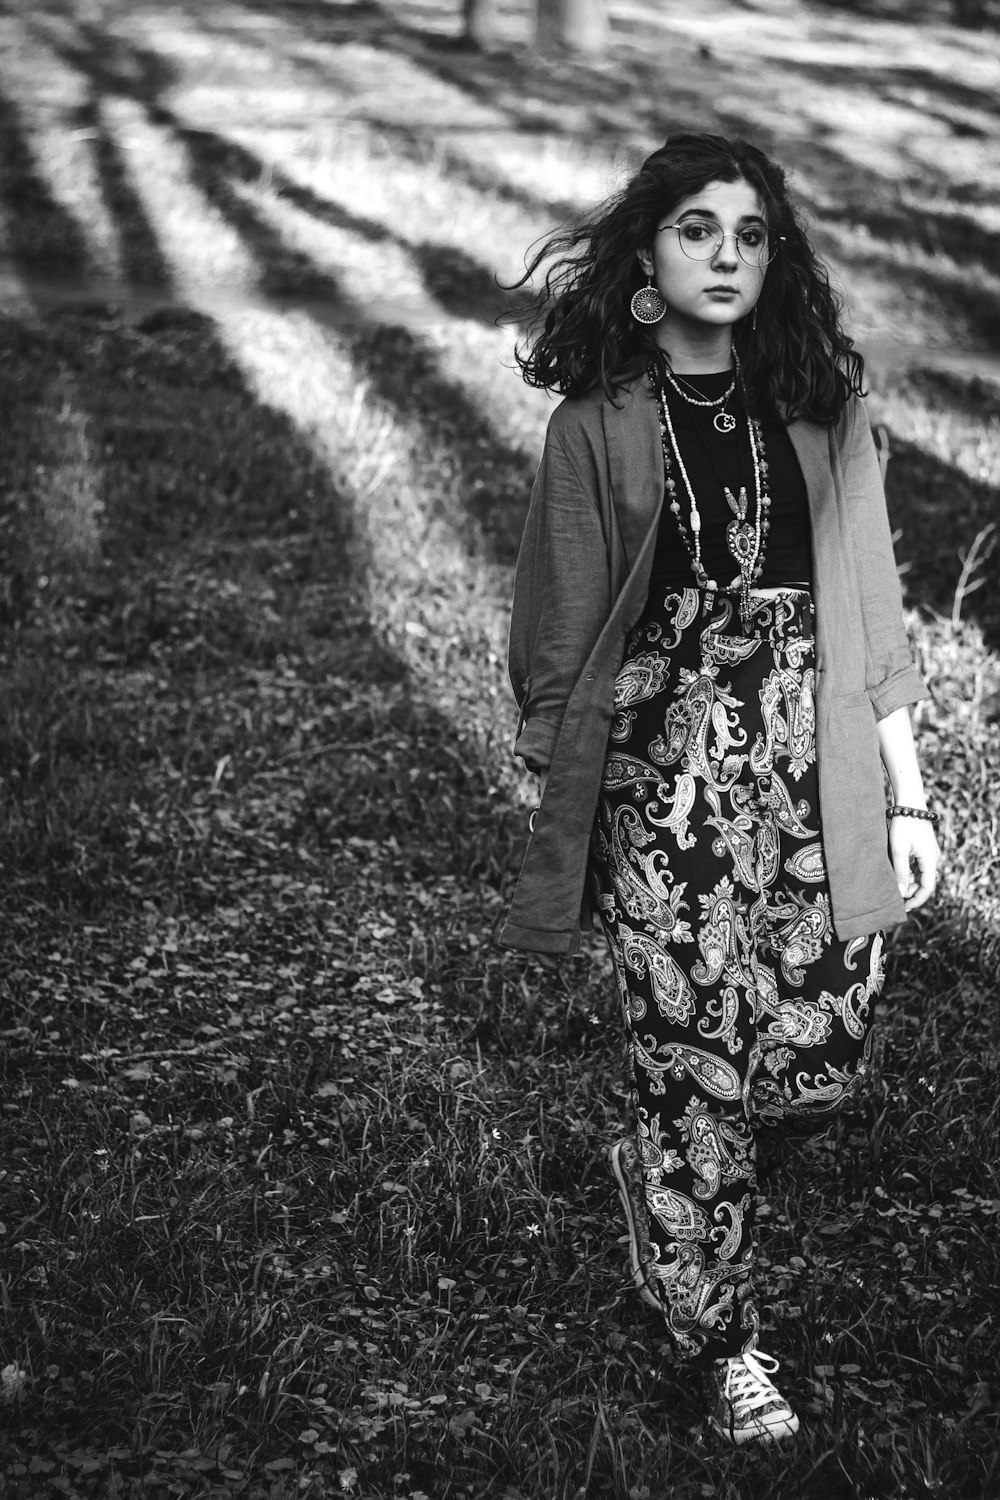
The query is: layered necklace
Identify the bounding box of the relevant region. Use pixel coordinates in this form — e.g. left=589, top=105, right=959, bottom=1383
left=648, top=353, right=772, bottom=633
left=661, top=365, right=738, bottom=434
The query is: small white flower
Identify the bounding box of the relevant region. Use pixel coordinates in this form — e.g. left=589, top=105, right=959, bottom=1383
left=1, top=1364, right=27, bottom=1404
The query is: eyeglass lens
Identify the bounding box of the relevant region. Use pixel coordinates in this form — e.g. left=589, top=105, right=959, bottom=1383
left=670, top=220, right=774, bottom=265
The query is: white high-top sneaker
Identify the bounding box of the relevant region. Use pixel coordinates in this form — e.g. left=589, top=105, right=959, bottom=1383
left=707, top=1350, right=800, bottom=1445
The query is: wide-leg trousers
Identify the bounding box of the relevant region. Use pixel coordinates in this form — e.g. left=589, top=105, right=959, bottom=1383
left=589, top=587, right=883, bottom=1363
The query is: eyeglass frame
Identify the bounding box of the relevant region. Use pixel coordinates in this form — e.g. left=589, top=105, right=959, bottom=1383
left=656, top=220, right=786, bottom=267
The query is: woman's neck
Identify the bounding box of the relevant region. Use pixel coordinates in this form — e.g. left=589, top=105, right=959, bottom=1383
left=654, top=316, right=733, bottom=375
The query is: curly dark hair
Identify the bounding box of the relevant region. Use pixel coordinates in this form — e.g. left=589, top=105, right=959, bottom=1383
left=511, top=133, right=865, bottom=424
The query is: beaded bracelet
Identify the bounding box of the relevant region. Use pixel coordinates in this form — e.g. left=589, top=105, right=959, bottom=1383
left=886, top=805, right=939, bottom=824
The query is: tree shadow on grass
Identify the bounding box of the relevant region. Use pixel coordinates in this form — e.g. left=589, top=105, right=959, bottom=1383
left=1, top=16, right=999, bottom=1487
left=173, top=130, right=1000, bottom=640
left=170, top=0, right=602, bottom=223
left=11, top=6, right=999, bottom=869
left=0, top=50, right=519, bottom=922
left=0, top=85, right=96, bottom=278
left=810, top=0, right=998, bottom=24
left=0, top=65, right=540, bottom=1427
left=838, top=238, right=1000, bottom=351
left=119, top=0, right=574, bottom=308
left=171, top=116, right=535, bottom=563
left=755, top=52, right=1000, bottom=124
left=231, top=0, right=720, bottom=143
left=0, top=43, right=576, bottom=1466
left=32, top=7, right=1000, bottom=633
left=184, top=123, right=535, bottom=333
left=29, top=15, right=538, bottom=567
left=76, top=108, right=175, bottom=293
left=833, top=200, right=1000, bottom=277
left=885, top=430, right=1000, bottom=649
left=227, top=0, right=999, bottom=190
left=183, top=0, right=1000, bottom=369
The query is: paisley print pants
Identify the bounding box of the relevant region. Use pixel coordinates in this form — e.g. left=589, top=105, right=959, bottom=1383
left=589, top=587, right=883, bottom=1363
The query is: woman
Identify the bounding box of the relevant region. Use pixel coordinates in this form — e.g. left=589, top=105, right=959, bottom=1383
left=498, top=134, right=940, bottom=1445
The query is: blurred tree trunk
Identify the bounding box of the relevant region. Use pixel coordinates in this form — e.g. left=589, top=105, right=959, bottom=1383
left=462, top=0, right=503, bottom=47
left=535, top=0, right=609, bottom=53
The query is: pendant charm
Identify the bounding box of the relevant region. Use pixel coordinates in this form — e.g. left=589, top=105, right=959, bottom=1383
left=727, top=520, right=756, bottom=563
left=714, top=411, right=737, bottom=434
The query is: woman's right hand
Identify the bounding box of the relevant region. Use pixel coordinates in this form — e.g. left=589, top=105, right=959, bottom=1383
left=528, top=770, right=548, bottom=832
left=889, top=816, right=940, bottom=912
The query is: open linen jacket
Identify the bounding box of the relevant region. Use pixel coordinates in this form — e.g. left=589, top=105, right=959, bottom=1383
left=497, top=376, right=928, bottom=954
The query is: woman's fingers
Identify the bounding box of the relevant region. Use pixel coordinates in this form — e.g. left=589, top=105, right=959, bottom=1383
left=890, top=835, right=911, bottom=898
left=905, top=856, right=937, bottom=911
left=889, top=822, right=941, bottom=912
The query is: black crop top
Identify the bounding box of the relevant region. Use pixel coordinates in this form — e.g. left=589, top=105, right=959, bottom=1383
left=647, top=368, right=812, bottom=592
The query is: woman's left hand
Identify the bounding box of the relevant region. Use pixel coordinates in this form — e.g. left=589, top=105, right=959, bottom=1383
left=889, top=817, right=941, bottom=912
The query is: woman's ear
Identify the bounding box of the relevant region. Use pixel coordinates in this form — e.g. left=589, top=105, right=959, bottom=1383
left=636, top=247, right=655, bottom=279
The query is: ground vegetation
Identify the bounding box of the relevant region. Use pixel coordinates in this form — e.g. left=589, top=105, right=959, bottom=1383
left=1, top=2, right=999, bottom=1497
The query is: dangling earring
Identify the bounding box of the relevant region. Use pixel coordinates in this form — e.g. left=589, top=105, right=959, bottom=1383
left=631, top=277, right=666, bottom=325
left=752, top=306, right=758, bottom=333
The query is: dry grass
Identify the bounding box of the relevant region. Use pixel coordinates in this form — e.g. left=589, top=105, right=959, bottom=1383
left=1, top=2, right=999, bottom=1497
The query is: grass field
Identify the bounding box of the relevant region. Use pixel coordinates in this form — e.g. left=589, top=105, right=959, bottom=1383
left=1, top=1, right=1000, bottom=1497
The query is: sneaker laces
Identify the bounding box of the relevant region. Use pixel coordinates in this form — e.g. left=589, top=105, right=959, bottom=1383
left=719, top=1351, right=784, bottom=1412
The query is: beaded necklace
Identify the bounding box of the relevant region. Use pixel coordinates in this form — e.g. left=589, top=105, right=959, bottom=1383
left=661, top=365, right=738, bottom=434
left=648, top=355, right=773, bottom=633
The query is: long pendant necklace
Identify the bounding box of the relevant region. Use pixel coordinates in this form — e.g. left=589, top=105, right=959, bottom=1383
left=648, top=358, right=772, bottom=632
left=651, top=380, right=714, bottom=590
left=723, top=412, right=771, bottom=629
left=662, top=365, right=738, bottom=434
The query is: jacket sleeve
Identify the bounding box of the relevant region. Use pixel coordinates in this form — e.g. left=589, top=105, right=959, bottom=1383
left=508, top=418, right=612, bottom=771
left=842, top=397, right=929, bottom=720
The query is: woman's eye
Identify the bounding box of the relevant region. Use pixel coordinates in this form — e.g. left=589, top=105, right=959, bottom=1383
left=739, top=228, right=766, bottom=248
left=681, top=222, right=714, bottom=241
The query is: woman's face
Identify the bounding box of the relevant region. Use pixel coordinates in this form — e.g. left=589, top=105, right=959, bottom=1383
left=638, top=176, right=769, bottom=331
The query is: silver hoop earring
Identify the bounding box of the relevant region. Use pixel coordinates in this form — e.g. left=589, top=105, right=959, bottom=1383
left=631, top=277, right=666, bottom=325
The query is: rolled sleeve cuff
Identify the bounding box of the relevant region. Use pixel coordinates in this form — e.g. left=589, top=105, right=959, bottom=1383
left=868, top=664, right=929, bottom=721
left=513, top=715, right=561, bottom=771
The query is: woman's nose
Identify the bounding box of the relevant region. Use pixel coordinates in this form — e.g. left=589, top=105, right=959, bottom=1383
left=711, top=234, right=740, bottom=267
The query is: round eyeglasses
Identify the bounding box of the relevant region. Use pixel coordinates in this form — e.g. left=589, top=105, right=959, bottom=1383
left=658, top=218, right=784, bottom=267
